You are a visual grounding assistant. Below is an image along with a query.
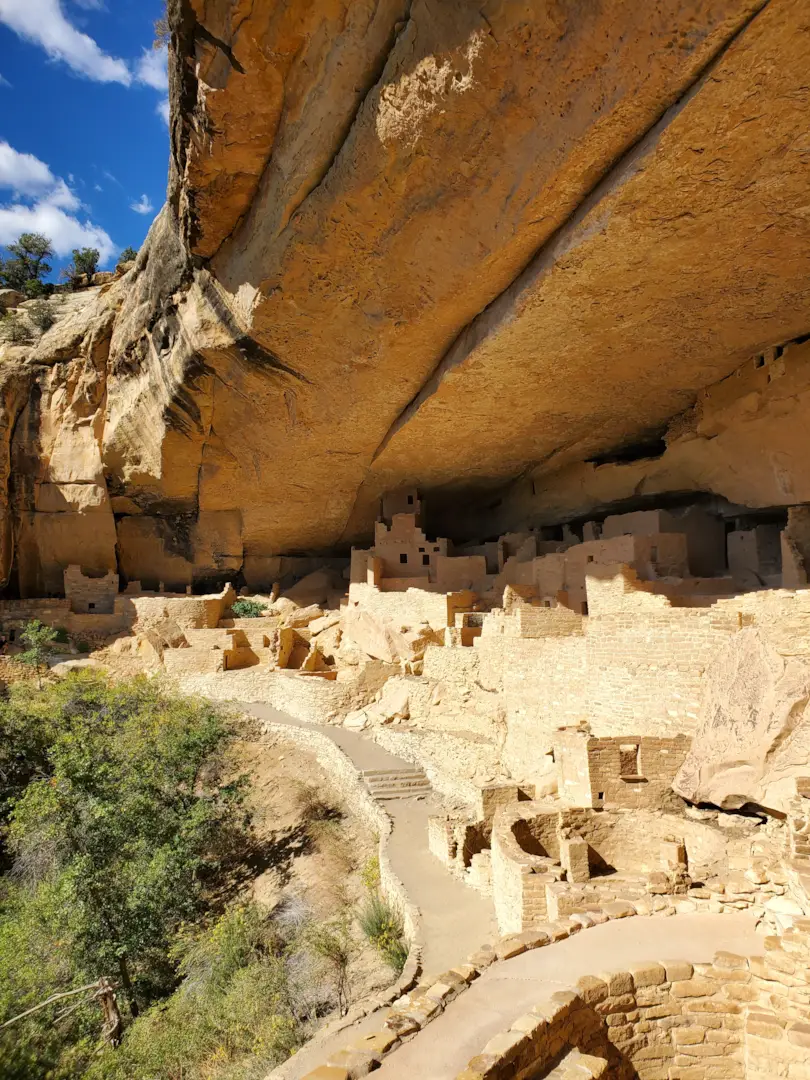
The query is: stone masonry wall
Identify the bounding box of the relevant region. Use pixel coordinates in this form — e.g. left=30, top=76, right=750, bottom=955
left=457, top=923, right=810, bottom=1080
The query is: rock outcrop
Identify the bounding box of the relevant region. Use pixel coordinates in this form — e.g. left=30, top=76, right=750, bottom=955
left=673, top=628, right=810, bottom=814
left=2, top=0, right=810, bottom=593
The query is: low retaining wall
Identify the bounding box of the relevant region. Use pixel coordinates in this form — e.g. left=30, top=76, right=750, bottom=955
left=455, top=921, right=810, bottom=1079
left=297, top=875, right=783, bottom=1080
left=176, top=663, right=393, bottom=724
left=255, top=715, right=423, bottom=1080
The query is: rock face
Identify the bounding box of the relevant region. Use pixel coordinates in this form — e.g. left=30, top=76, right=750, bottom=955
left=673, top=628, right=810, bottom=813
left=2, top=0, right=810, bottom=592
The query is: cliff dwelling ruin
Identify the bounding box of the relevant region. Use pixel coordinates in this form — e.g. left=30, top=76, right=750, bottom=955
left=2, top=0, right=810, bottom=1077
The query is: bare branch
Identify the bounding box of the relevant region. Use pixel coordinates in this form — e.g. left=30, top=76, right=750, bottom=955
left=0, top=982, right=101, bottom=1029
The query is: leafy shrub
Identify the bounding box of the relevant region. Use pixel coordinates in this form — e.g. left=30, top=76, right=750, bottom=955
left=231, top=599, right=266, bottom=619
left=304, top=916, right=354, bottom=1017
left=360, top=855, right=381, bottom=893
left=117, top=246, right=138, bottom=268
left=52, top=627, right=69, bottom=644
left=358, top=894, right=407, bottom=973
left=27, top=300, right=56, bottom=334
left=1, top=314, right=32, bottom=344
left=22, top=280, right=53, bottom=300
left=90, top=901, right=342, bottom=1080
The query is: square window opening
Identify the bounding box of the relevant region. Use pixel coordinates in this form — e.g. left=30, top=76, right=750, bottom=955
left=422, top=554, right=430, bottom=566
left=399, top=553, right=408, bottom=565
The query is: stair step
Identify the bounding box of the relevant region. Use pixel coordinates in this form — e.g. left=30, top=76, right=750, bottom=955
left=360, top=769, right=426, bottom=779
left=372, top=789, right=430, bottom=800
left=367, top=781, right=432, bottom=790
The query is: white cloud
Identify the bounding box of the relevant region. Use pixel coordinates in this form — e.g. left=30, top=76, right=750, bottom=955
left=0, top=141, right=56, bottom=198
left=44, top=178, right=81, bottom=212
left=0, top=140, right=115, bottom=263
left=0, top=201, right=115, bottom=261
left=130, top=194, right=153, bottom=216
left=156, top=97, right=170, bottom=126
left=136, top=45, right=167, bottom=91
left=0, top=0, right=131, bottom=84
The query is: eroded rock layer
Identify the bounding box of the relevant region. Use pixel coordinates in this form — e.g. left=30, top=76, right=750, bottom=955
left=1, top=0, right=809, bottom=593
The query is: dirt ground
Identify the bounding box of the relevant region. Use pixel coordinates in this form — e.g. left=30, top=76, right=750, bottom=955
left=226, top=727, right=394, bottom=1008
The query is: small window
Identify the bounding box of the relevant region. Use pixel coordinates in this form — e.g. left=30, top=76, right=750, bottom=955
left=586, top=555, right=594, bottom=563
left=88, top=602, right=96, bottom=611
left=422, top=554, right=430, bottom=566
left=581, top=602, right=589, bottom=616
left=399, top=553, right=408, bottom=565
left=596, top=791, right=604, bottom=801
left=620, top=743, right=641, bottom=778
left=434, top=546, right=440, bottom=552
left=419, top=547, right=425, bottom=553
left=407, top=495, right=414, bottom=505
left=543, top=599, right=551, bottom=608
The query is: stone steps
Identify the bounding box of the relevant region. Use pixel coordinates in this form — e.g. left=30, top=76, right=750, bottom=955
left=361, top=767, right=431, bottom=801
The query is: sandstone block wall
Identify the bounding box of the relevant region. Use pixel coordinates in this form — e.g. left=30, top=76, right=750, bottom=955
left=553, top=730, right=691, bottom=809
left=458, top=925, right=810, bottom=1080
left=63, top=565, right=119, bottom=614
left=462, top=567, right=810, bottom=790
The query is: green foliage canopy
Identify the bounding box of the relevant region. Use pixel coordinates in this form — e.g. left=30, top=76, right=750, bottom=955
left=18, top=620, right=58, bottom=687
left=0, top=233, right=53, bottom=293
left=230, top=599, right=266, bottom=619
left=0, top=674, right=247, bottom=1076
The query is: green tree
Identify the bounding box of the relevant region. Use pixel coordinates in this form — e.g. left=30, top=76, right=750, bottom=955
left=17, top=620, right=58, bottom=688
left=71, top=247, right=100, bottom=280
left=0, top=234, right=53, bottom=293
left=6, top=674, right=246, bottom=1019
left=117, top=246, right=138, bottom=267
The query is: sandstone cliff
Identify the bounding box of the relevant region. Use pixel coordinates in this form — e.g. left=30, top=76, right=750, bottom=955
left=1, top=0, right=809, bottom=595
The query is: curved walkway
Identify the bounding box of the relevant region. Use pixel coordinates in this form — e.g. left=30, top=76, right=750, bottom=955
left=374, top=911, right=764, bottom=1079
left=240, top=701, right=497, bottom=975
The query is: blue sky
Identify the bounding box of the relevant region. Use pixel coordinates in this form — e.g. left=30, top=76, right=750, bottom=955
left=0, top=0, right=169, bottom=277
